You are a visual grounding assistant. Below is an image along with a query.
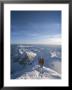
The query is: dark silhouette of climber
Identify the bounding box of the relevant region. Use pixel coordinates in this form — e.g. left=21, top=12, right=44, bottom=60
left=38, top=57, right=44, bottom=77
left=38, top=57, right=44, bottom=68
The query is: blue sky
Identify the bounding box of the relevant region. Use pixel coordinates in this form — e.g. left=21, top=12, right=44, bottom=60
left=11, top=11, right=61, bottom=45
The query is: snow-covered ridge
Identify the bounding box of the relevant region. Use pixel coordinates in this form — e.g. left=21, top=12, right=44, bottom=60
left=17, top=65, right=61, bottom=79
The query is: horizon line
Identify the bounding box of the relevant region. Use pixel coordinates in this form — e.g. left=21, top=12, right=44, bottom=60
left=11, top=43, right=61, bottom=45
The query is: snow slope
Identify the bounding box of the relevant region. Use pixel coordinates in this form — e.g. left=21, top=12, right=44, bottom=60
left=17, top=65, right=61, bottom=79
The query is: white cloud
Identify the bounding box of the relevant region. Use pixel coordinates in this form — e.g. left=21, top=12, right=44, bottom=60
left=36, top=37, right=61, bottom=45
left=30, top=34, right=61, bottom=45
left=17, top=34, right=61, bottom=45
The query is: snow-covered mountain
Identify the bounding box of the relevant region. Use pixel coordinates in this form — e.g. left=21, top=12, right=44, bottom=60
left=11, top=44, right=61, bottom=79
left=18, top=48, right=37, bottom=61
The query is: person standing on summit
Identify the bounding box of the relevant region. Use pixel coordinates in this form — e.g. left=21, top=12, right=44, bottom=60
left=38, top=57, right=45, bottom=78
left=38, top=57, right=44, bottom=68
